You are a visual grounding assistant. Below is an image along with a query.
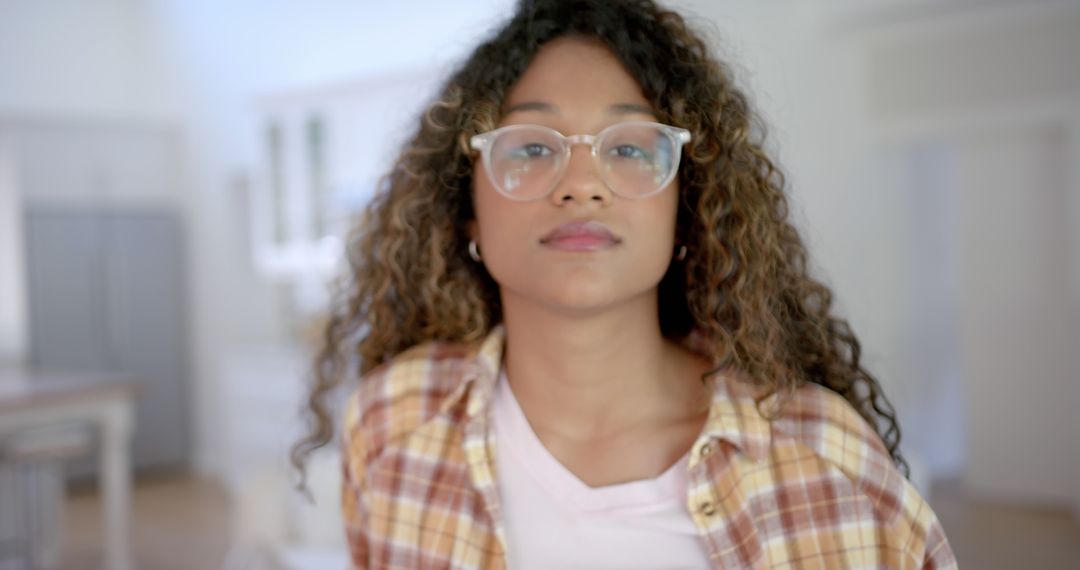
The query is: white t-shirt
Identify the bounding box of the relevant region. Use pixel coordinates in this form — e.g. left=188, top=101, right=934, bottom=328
left=492, top=368, right=712, bottom=569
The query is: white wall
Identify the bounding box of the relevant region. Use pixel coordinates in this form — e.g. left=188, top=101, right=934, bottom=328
left=0, top=135, right=27, bottom=363
left=859, top=1, right=1080, bottom=508
left=6, top=121, right=184, bottom=208
left=1070, top=111, right=1080, bottom=515
left=956, top=123, right=1078, bottom=507
left=867, top=3, right=1080, bottom=118
left=895, top=141, right=968, bottom=480
left=0, top=0, right=177, bottom=120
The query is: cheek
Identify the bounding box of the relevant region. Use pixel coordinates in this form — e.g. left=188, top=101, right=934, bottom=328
left=646, top=185, right=680, bottom=245
left=471, top=164, right=496, bottom=234
left=636, top=186, right=681, bottom=273
left=472, top=175, right=506, bottom=239
left=471, top=176, right=530, bottom=267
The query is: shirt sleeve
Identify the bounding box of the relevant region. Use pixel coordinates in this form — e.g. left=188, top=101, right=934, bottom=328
left=861, top=456, right=959, bottom=569
left=919, top=506, right=958, bottom=569
left=340, top=394, right=370, bottom=569
left=787, top=384, right=960, bottom=569
left=854, top=451, right=959, bottom=568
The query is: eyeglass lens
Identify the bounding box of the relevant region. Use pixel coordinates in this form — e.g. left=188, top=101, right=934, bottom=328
left=488, top=124, right=677, bottom=199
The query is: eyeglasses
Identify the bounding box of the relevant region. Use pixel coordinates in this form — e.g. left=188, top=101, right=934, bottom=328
left=470, top=121, right=692, bottom=201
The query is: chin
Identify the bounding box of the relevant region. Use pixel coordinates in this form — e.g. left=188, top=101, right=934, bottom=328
left=536, top=281, right=657, bottom=316
left=493, top=261, right=666, bottom=314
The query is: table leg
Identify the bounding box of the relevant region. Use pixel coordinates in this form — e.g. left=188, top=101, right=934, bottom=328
left=99, top=399, right=133, bottom=570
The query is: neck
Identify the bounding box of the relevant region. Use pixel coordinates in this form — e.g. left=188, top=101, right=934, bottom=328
left=500, top=289, right=703, bottom=440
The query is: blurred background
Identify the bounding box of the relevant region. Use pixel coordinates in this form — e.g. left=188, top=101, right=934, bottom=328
left=0, top=0, right=1077, bottom=568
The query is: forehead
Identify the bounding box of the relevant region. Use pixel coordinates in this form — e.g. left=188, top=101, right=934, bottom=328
left=502, top=36, right=653, bottom=117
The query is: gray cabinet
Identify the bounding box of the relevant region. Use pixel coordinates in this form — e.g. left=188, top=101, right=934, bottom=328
left=23, top=206, right=191, bottom=477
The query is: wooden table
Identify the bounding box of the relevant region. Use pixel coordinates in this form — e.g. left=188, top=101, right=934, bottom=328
left=0, top=369, right=137, bottom=570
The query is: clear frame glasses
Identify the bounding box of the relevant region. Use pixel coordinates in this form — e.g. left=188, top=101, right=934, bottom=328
left=469, top=121, right=692, bottom=201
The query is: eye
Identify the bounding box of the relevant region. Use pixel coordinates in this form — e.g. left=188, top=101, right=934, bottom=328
left=609, top=144, right=649, bottom=159
left=507, top=142, right=554, bottom=159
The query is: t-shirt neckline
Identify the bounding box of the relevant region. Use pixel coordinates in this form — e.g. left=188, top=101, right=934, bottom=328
left=492, top=367, right=690, bottom=514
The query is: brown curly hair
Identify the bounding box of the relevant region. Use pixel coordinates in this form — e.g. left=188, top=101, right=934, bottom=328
left=290, top=0, right=907, bottom=492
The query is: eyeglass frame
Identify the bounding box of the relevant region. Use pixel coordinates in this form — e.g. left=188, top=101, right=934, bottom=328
left=468, top=120, right=692, bottom=201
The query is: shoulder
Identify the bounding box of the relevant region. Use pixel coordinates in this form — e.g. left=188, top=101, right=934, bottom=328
left=767, top=383, right=956, bottom=568
left=770, top=382, right=893, bottom=473
left=769, top=382, right=902, bottom=505
left=340, top=340, right=478, bottom=471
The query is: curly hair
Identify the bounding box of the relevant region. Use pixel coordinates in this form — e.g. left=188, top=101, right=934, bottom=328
left=290, top=0, right=907, bottom=492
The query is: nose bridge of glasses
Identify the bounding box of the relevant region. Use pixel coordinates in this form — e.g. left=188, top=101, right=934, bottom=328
left=556, top=133, right=607, bottom=196
left=562, top=133, right=598, bottom=156
left=561, top=133, right=602, bottom=172
left=564, top=133, right=596, bottom=145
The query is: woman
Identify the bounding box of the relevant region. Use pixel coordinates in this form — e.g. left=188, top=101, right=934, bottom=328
left=292, top=0, right=957, bottom=568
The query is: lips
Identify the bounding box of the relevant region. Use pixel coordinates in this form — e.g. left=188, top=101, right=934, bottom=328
left=540, top=220, right=621, bottom=251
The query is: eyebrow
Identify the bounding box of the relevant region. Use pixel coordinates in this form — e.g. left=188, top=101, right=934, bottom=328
left=502, top=101, right=656, bottom=117
left=607, top=103, right=655, bottom=116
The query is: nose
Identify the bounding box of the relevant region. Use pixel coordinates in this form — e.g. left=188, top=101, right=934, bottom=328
left=549, top=144, right=613, bottom=206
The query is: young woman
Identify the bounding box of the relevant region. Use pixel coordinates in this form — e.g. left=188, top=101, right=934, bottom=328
left=292, top=1, right=957, bottom=568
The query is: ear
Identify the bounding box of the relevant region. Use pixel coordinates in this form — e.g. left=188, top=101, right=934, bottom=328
left=467, top=219, right=478, bottom=241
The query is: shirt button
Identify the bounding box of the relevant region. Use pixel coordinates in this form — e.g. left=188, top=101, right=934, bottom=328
left=699, top=442, right=713, bottom=458
left=700, top=502, right=717, bottom=516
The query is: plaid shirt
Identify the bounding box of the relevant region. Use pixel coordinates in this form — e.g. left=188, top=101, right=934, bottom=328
left=341, top=325, right=957, bottom=569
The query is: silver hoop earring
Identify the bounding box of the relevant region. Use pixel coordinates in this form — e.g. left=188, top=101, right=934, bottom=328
left=675, top=245, right=687, bottom=262
left=468, top=239, right=482, bottom=262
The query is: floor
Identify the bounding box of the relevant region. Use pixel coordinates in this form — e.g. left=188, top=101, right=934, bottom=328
left=60, top=472, right=232, bottom=570
left=57, top=473, right=1080, bottom=569
left=930, top=480, right=1080, bottom=569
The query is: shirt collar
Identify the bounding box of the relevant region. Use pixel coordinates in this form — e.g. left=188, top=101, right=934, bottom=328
left=699, top=371, right=773, bottom=462
left=449, top=324, right=772, bottom=462
left=438, top=323, right=505, bottom=419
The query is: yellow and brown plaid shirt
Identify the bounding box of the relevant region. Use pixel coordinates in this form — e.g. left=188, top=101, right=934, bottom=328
left=341, top=325, right=957, bottom=569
